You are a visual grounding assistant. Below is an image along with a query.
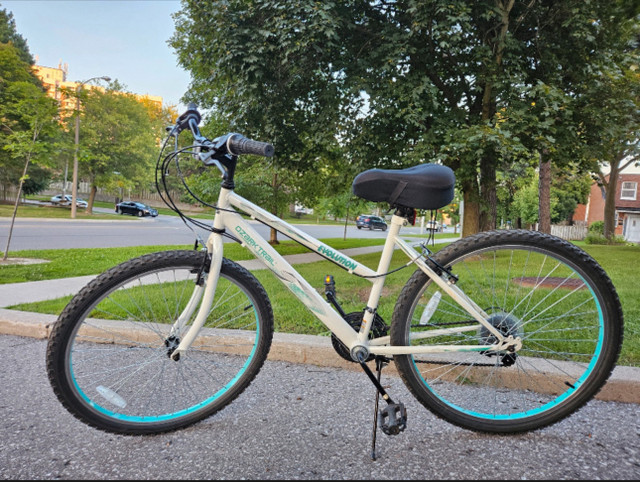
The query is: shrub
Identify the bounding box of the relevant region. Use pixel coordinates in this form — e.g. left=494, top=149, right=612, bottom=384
left=585, top=233, right=625, bottom=245
left=588, top=221, right=604, bottom=235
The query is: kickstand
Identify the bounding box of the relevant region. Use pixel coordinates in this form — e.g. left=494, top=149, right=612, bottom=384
left=370, top=356, right=386, bottom=461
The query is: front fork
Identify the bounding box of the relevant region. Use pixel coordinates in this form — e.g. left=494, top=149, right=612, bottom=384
left=170, top=232, right=224, bottom=360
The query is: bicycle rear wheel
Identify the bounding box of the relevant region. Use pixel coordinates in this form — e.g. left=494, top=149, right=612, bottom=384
left=47, top=250, right=273, bottom=434
left=391, top=230, right=623, bottom=433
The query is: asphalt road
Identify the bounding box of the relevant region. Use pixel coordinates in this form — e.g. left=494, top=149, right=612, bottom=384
left=0, top=335, right=638, bottom=480
left=0, top=212, right=444, bottom=250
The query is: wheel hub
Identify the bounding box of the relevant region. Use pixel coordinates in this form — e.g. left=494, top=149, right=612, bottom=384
left=165, top=335, right=181, bottom=360
left=478, top=312, right=523, bottom=366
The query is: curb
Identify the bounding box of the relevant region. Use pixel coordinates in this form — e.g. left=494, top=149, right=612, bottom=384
left=1, top=308, right=637, bottom=405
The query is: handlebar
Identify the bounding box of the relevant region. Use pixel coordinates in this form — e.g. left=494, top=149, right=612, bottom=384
left=172, top=103, right=274, bottom=158
left=227, top=134, right=275, bottom=157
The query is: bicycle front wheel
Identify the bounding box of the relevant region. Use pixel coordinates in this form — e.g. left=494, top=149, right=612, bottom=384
left=391, top=230, right=623, bottom=433
left=47, top=250, right=273, bottom=434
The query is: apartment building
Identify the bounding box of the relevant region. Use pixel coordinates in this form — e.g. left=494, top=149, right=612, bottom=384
left=33, top=61, right=162, bottom=114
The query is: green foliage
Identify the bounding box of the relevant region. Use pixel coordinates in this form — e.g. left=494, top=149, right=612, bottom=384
left=0, top=43, right=48, bottom=188
left=170, top=1, right=640, bottom=234
left=21, top=164, right=51, bottom=195
left=0, top=7, right=34, bottom=64
left=585, top=233, right=626, bottom=245
left=0, top=79, right=61, bottom=259
left=170, top=0, right=347, bottom=175
left=2, top=81, right=60, bottom=159
left=512, top=179, right=541, bottom=228
left=73, top=81, right=159, bottom=210
left=589, top=221, right=605, bottom=235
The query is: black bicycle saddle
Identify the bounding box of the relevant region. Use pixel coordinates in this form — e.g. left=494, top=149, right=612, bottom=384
left=352, top=164, right=455, bottom=210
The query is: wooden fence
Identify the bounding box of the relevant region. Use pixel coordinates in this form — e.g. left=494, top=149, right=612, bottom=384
left=550, top=224, right=588, bottom=240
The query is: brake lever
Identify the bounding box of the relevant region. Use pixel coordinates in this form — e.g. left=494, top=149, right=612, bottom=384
left=199, top=151, right=226, bottom=177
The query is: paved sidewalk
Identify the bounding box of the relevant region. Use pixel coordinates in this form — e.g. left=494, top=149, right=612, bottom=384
left=0, top=245, right=390, bottom=308
left=1, top=241, right=638, bottom=404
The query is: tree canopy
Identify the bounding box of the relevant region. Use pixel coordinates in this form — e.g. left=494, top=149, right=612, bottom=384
left=171, top=0, right=640, bottom=236
left=0, top=5, right=34, bottom=64
left=74, top=82, right=163, bottom=212
left=0, top=39, right=49, bottom=196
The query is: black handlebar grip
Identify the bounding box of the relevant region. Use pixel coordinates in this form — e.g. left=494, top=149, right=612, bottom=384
left=227, top=134, right=275, bottom=157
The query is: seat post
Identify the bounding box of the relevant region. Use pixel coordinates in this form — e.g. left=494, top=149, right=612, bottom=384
left=356, top=215, right=404, bottom=345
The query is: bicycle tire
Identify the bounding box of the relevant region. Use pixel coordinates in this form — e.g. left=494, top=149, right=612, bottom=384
left=47, top=250, right=273, bottom=434
left=391, top=230, right=623, bottom=433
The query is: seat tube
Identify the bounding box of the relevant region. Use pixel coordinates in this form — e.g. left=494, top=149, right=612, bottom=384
left=356, top=214, right=404, bottom=344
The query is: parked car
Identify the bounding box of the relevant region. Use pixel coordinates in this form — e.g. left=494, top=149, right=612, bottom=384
left=115, top=201, right=158, bottom=217
left=425, top=220, right=443, bottom=232
left=356, top=214, right=387, bottom=231
left=50, top=194, right=88, bottom=208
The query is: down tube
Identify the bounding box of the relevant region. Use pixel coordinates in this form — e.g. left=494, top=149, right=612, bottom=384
left=222, top=212, right=360, bottom=348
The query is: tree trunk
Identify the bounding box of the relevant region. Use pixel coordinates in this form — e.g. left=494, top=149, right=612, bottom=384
left=462, top=182, right=481, bottom=237
left=472, top=0, right=514, bottom=234
left=479, top=154, right=497, bottom=231
left=538, top=152, right=551, bottom=234
left=87, top=184, right=98, bottom=215
left=3, top=155, right=31, bottom=261
left=603, top=161, right=620, bottom=240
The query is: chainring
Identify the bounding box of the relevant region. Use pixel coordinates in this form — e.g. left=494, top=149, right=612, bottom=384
left=331, top=311, right=388, bottom=363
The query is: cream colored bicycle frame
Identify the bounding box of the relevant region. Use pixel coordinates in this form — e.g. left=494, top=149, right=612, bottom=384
left=172, top=187, right=517, bottom=360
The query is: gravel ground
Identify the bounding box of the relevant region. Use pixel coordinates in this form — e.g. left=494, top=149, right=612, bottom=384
left=0, top=335, right=638, bottom=480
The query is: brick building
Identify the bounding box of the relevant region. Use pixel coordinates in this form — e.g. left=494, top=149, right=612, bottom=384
left=574, top=169, right=640, bottom=242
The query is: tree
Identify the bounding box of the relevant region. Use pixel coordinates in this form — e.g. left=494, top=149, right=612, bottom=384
left=21, top=164, right=51, bottom=196
left=513, top=176, right=545, bottom=229
left=73, top=82, right=158, bottom=213
left=171, top=0, right=354, bottom=242
left=510, top=167, right=591, bottom=230
left=1, top=81, right=60, bottom=260
left=0, top=6, right=34, bottom=64
left=0, top=42, right=43, bottom=196
left=340, top=1, right=636, bottom=235
left=577, top=61, right=640, bottom=240
left=171, top=1, right=639, bottom=238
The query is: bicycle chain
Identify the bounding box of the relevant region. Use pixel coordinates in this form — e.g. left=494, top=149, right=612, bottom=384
left=387, top=356, right=499, bottom=368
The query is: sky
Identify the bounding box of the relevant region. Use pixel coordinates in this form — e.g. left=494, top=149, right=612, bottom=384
left=2, top=0, right=192, bottom=111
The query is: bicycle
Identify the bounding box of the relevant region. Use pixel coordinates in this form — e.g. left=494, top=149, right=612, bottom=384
left=46, top=104, right=623, bottom=459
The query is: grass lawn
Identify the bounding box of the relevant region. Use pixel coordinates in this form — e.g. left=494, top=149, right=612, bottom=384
left=0, top=237, right=386, bottom=285
left=250, top=242, right=640, bottom=366
left=4, top=238, right=639, bottom=366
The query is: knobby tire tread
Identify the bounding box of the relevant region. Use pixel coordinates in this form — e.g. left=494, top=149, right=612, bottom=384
left=46, top=250, right=274, bottom=435
left=391, top=229, right=623, bottom=433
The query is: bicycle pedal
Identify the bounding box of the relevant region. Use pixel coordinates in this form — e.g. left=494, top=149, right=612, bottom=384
left=379, top=403, right=407, bottom=436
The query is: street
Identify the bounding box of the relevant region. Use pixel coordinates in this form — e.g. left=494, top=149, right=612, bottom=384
left=0, top=212, right=448, bottom=250
left=0, top=335, right=638, bottom=480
